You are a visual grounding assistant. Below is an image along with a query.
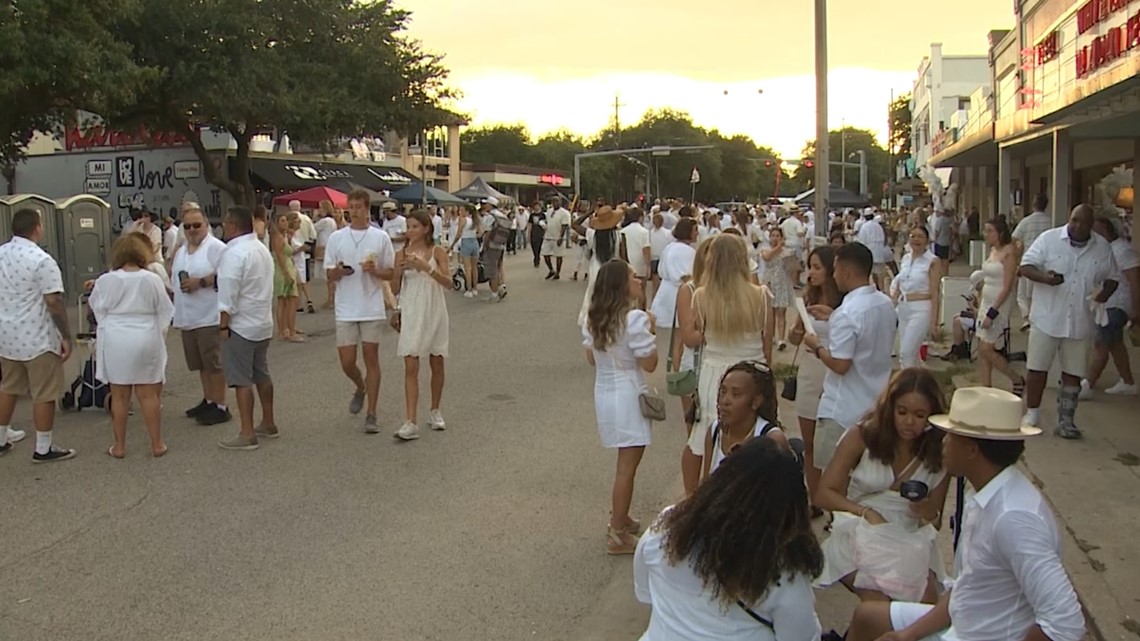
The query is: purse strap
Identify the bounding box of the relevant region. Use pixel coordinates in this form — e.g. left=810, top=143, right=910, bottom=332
left=737, top=601, right=774, bottom=630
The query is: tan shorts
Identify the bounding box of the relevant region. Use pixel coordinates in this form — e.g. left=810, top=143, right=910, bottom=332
left=813, top=417, right=848, bottom=471
left=0, top=353, right=65, bottom=403
left=336, top=320, right=384, bottom=347
left=181, top=326, right=222, bottom=372
left=1026, top=329, right=1089, bottom=378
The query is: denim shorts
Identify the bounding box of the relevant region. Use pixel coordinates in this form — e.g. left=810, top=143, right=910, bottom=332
left=1096, top=307, right=1129, bottom=346
left=459, top=237, right=480, bottom=258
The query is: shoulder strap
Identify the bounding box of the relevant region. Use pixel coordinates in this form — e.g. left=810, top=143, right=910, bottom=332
left=737, top=601, right=774, bottom=630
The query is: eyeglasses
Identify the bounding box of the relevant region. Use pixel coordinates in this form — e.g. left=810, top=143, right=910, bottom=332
left=183, top=223, right=203, bottom=230
left=737, top=359, right=773, bottom=378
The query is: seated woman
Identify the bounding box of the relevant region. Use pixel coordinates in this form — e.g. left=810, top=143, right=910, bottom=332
left=942, top=270, right=985, bottom=361
left=701, top=360, right=788, bottom=480
left=635, top=437, right=823, bottom=640
left=813, top=368, right=950, bottom=603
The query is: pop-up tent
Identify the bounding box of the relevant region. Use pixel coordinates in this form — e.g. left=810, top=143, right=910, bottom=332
left=793, top=185, right=871, bottom=209
left=390, top=182, right=467, bottom=206
left=272, top=186, right=347, bottom=209
left=452, top=177, right=514, bottom=206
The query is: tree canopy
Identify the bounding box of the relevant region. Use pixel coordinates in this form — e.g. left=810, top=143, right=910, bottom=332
left=795, top=127, right=890, bottom=200
left=889, top=93, right=913, bottom=159
left=2, top=0, right=454, bottom=206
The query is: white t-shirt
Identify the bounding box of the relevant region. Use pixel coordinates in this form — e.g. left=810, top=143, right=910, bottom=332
left=171, top=235, right=226, bottom=329
left=620, top=222, right=652, bottom=277
left=545, top=208, right=572, bottom=241
left=431, top=214, right=444, bottom=244
left=649, top=227, right=672, bottom=260
left=780, top=216, right=806, bottom=251
left=323, top=226, right=396, bottom=322
left=1106, top=237, right=1139, bottom=311
left=381, top=214, right=407, bottom=252
left=314, top=217, right=337, bottom=248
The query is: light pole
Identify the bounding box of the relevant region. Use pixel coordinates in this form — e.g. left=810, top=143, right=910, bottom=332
left=840, top=118, right=846, bottom=189
left=813, top=0, right=829, bottom=236
left=849, top=151, right=867, bottom=197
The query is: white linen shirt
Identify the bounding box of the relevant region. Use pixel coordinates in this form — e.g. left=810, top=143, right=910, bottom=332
left=171, top=235, right=226, bottom=330
left=892, top=249, right=937, bottom=299
left=217, top=233, right=275, bottom=342
left=1106, top=237, right=1139, bottom=312
left=0, top=236, right=66, bottom=360
left=634, top=515, right=821, bottom=641
left=1011, top=210, right=1052, bottom=251
left=856, top=219, right=891, bottom=264
left=1020, top=226, right=1119, bottom=340
left=817, top=285, right=897, bottom=429
left=381, top=214, right=407, bottom=251
left=621, top=222, right=652, bottom=278
left=949, top=467, right=1084, bottom=641
left=545, top=208, right=572, bottom=241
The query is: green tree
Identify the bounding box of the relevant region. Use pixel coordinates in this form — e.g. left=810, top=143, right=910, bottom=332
left=460, top=124, right=536, bottom=167
left=531, top=130, right=586, bottom=171
left=889, top=93, right=913, bottom=159
left=797, top=127, right=889, bottom=201
left=2, top=0, right=454, bottom=207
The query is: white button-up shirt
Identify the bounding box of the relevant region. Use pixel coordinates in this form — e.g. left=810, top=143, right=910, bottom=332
left=217, top=233, right=275, bottom=342
left=817, top=285, right=897, bottom=429
left=0, top=236, right=66, bottom=360
left=1012, top=210, right=1053, bottom=252
left=892, top=249, right=937, bottom=299
left=1020, top=226, right=1118, bottom=340
left=1106, top=237, right=1139, bottom=312
left=949, top=467, right=1084, bottom=641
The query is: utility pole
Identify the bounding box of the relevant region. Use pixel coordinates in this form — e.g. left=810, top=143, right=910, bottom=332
left=840, top=118, right=846, bottom=189
left=887, top=89, right=894, bottom=210
left=813, top=0, right=829, bottom=236
left=613, top=94, right=625, bottom=148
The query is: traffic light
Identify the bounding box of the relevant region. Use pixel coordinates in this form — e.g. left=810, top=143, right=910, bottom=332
left=764, top=160, right=773, bottom=168
left=803, top=160, right=815, bottom=169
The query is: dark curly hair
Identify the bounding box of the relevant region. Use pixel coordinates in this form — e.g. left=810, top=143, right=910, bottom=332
left=860, top=367, right=947, bottom=473
left=660, top=437, right=823, bottom=606
left=720, top=360, right=779, bottom=427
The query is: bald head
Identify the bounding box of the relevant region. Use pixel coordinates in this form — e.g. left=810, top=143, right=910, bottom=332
left=1068, top=204, right=1094, bottom=242
left=288, top=200, right=301, bottom=213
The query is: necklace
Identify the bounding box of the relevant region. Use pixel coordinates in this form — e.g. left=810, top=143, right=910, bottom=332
left=348, top=227, right=368, bottom=251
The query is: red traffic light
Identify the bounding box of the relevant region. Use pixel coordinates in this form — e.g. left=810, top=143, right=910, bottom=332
left=764, top=160, right=773, bottom=167
left=803, top=160, right=815, bottom=169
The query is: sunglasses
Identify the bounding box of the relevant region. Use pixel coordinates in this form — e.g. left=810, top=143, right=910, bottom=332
left=183, top=222, right=203, bottom=230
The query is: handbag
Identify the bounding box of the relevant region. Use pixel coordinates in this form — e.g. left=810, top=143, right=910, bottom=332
left=665, top=285, right=702, bottom=396
left=781, top=343, right=801, bottom=401
left=639, top=390, right=667, bottom=421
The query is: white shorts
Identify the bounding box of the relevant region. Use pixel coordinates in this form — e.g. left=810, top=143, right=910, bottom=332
left=890, top=602, right=954, bottom=641
left=541, top=238, right=567, bottom=258
left=336, top=320, right=384, bottom=347
left=1026, top=328, right=1089, bottom=378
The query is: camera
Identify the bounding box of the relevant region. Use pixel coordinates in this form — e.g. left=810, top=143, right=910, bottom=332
left=899, top=480, right=929, bottom=502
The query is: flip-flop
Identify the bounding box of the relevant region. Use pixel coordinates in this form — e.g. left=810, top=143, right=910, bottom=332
left=152, top=446, right=169, bottom=458
left=107, top=446, right=124, bottom=459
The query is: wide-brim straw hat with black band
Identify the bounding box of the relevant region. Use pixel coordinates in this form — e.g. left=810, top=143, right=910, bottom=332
left=928, top=387, right=1042, bottom=440
left=589, top=206, right=623, bottom=231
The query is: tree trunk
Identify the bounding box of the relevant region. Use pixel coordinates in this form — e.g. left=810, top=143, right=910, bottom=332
left=1, top=163, right=14, bottom=195
left=185, top=123, right=258, bottom=216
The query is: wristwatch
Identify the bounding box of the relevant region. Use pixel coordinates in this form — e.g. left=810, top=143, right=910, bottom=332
left=199, top=277, right=208, bottom=289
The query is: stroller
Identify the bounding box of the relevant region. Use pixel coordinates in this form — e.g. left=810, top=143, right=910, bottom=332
left=60, top=293, right=110, bottom=412
left=452, top=257, right=489, bottom=292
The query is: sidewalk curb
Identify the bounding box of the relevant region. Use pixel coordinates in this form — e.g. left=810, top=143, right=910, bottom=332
left=951, top=373, right=1132, bottom=641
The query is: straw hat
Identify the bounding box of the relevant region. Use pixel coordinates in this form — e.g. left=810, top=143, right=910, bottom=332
left=929, top=387, right=1041, bottom=440
left=589, top=206, right=622, bottom=231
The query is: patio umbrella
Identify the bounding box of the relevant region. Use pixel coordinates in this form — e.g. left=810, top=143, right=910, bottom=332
left=272, top=186, right=348, bottom=209
left=390, top=183, right=467, bottom=206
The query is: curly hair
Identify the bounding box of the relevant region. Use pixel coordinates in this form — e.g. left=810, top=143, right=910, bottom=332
left=661, top=437, right=823, bottom=606
left=721, top=360, right=779, bottom=427
left=860, top=367, right=947, bottom=473
left=587, top=259, right=634, bottom=351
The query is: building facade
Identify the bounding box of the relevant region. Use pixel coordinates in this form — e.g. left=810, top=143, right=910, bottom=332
left=911, top=43, right=992, bottom=170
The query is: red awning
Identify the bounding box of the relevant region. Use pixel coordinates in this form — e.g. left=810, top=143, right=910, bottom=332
left=272, top=186, right=347, bottom=209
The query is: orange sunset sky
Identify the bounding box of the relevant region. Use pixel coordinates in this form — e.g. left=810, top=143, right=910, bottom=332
left=400, top=0, right=1015, bottom=158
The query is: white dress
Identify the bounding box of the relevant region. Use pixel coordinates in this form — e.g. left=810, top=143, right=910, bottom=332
left=397, top=254, right=449, bottom=358
left=89, top=269, right=174, bottom=385
left=816, top=442, right=947, bottom=588
left=976, top=255, right=1010, bottom=344
left=688, top=325, right=767, bottom=457
left=649, top=241, right=696, bottom=327
left=795, top=316, right=829, bottom=420
left=583, top=309, right=657, bottom=448
left=577, top=229, right=604, bottom=327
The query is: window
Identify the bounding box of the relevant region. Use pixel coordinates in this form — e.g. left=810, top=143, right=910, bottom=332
left=959, top=97, right=972, bottom=110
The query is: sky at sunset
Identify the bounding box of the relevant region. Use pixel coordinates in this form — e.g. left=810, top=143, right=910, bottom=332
left=399, top=0, right=1014, bottom=159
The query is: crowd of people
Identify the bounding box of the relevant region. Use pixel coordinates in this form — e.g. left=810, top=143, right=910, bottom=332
left=577, top=193, right=1134, bottom=639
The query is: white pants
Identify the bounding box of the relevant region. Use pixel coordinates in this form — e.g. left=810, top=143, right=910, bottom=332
left=1016, top=277, right=1032, bottom=319
left=897, top=300, right=932, bottom=369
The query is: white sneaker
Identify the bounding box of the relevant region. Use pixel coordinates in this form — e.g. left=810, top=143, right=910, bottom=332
left=489, top=293, right=500, bottom=303
left=463, top=291, right=476, bottom=299
left=428, top=410, right=446, bottom=431
left=1105, top=380, right=1139, bottom=396
left=395, top=421, right=420, bottom=441
left=1078, top=379, right=1093, bottom=400
left=6, top=429, right=26, bottom=445
left=1023, top=408, right=1041, bottom=427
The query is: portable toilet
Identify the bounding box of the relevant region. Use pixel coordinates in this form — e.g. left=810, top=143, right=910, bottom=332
left=55, top=195, right=114, bottom=302
left=0, top=194, right=59, bottom=256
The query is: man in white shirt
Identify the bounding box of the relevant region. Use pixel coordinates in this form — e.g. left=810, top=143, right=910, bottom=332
left=172, top=207, right=230, bottom=426
left=780, top=206, right=808, bottom=284
left=288, top=200, right=318, bottom=290
left=662, top=202, right=681, bottom=230
left=1082, top=215, right=1140, bottom=398
left=162, top=216, right=179, bottom=265
left=620, top=208, right=652, bottom=308
left=431, top=209, right=444, bottom=247
left=379, top=201, right=406, bottom=252
left=324, top=189, right=396, bottom=435
left=217, top=206, right=278, bottom=451
left=124, top=208, right=163, bottom=257
left=855, top=211, right=890, bottom=290
left=1012, top=193, right=1055, bottom=328
left=803, top=242, right=897, bottom=470
left=0, top=209, right=76, bottom=462
left=1019, top=204, right=1118, bottom=438
left=848, top=387, right=1084, bottom=641
left=542, top=196, right=572, bottom=280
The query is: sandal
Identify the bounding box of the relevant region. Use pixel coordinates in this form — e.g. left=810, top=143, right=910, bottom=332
left=152, top=446, right=169, bottom=458
left=107, top=446, right=124, bottom=459
left=606, top=524, right=639, bottom=555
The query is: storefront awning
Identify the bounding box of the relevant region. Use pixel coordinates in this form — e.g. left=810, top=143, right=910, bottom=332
left=243, top=156, right=418, bottom=192
left=929, top=126, right=998, bottom=168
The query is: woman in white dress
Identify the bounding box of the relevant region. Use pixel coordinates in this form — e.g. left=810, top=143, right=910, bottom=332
left=682, top=234, right=774, bottom=474
left=576, top=207, right=622, bottom=327
left=89, top=233, right=175, bottom=459
left=648, top=218, right=698, bottom=330
left=392, top=210, right=451, bottom=439
left=761, top=227, right=793, bottom=351
left=672, top=237, right=713, bottom=495
left=814, top=368, right=950, bottom=603
left=789, top=245, right=842, bottom=517
left=890, top=225, right=942, bottom=368
left=584, top=260, right=658, bottom=555
left=975, top=217, right=1024, bottom=394
left=635, top=438, right=822, bottom=640
left=314, top=199, right=341, bottom=309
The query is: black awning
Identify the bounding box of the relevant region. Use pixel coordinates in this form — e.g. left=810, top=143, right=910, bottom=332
left=243, top=157, right=419, bottom=192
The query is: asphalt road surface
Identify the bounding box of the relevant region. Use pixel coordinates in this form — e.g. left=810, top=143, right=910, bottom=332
left=0, top=251, right=856, bottom=641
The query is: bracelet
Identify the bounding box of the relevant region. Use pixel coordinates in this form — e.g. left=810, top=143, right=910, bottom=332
left=986, top=307, right=999, bottom=320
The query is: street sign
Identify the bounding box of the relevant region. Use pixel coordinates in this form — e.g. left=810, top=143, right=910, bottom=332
left=690, top=167, right=701, bottom=184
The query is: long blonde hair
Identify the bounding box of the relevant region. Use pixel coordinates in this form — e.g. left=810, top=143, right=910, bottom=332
left=691, top=236, right=714, bottom=288
left=695, top=234, right=767, bottom=337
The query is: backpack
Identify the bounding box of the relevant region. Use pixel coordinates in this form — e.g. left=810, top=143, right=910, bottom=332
left=487, top=215, right=511, bottom=247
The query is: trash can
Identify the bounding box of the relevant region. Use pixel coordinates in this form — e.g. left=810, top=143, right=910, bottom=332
left=55, top=195, right=113, bottom=302
left=0, top=194, right=59, bottom=257
left=968, top=240, right=987, bottom=267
